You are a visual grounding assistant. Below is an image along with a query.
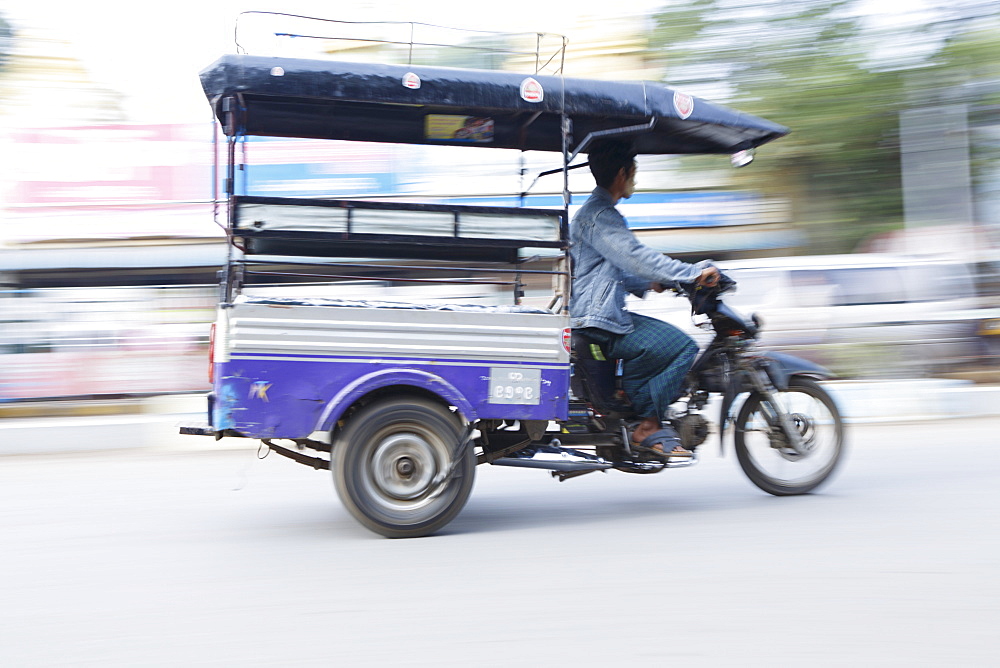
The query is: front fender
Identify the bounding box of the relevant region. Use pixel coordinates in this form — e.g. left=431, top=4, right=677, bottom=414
left=761, top=351, right=835, bottom=391
left=314, top=368, right=475, bottom=432
left=717, top=351, right=835, bottom=453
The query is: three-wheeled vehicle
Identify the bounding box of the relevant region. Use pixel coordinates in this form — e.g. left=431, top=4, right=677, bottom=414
left=183, top=25, right=845, bottom=537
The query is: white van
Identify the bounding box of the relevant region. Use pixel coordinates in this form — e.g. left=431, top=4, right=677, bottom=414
left=629, top=254, right=980, bottom=374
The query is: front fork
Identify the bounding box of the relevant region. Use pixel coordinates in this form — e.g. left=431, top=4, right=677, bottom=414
left=745, top=364, right=806, bottom=454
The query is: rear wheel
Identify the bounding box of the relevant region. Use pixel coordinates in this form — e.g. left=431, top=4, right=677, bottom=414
left=332, top=397, right=475, bottom=538
left=734, top=376, right=844, bottom=495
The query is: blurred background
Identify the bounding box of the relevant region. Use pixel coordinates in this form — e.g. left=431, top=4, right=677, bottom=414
left=1, top=0, right=999, bottom=406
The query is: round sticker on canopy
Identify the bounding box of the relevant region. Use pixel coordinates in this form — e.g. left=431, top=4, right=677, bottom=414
left=520, top=77, right=544, bottom=103
left=673, top=91, right=694, bottom=119
left=402, top=72, right=421, bottom=90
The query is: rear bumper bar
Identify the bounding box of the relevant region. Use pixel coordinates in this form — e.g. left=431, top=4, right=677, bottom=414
left=179, top=422, right=216, bottom=436
left=178, top=422, right=247, bottom=439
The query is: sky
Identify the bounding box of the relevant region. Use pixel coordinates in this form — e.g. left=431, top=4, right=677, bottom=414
left=2, top=0, right=945, bottom=124
left=2, top=0, right=665, bottom=123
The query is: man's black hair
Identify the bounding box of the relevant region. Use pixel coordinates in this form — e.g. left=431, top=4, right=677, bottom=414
left=587, top=140, right=637, bottom=189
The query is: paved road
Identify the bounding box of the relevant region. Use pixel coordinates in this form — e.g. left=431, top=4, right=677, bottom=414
left=2, top=417, right=999, bottom=666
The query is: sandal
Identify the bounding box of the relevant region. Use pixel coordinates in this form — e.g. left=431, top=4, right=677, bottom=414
left=631, top=427, right=693, bottom=460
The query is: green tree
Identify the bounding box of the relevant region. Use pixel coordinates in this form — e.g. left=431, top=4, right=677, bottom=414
left=0, top=12, right=13, bottom=75
left=648, top=0, right=999, bottom=254
left=650, top=0, right=906, bottom=253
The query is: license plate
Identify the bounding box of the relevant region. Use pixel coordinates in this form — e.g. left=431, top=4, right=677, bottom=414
left=488, top=367, right=541, bottom=405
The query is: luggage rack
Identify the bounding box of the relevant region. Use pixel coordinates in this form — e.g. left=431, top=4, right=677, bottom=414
left=233, top=13, right=568, bottom=76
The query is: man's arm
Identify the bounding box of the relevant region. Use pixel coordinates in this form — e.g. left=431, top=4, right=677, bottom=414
left=582, top=206, right=713, bottom=285
left=651, top=266, right=719, bottom=292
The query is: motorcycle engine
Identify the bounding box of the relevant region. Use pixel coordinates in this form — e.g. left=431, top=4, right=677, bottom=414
left=676, top=414, right=710, bottom=449
left=696, top=350, right=728, bottom=393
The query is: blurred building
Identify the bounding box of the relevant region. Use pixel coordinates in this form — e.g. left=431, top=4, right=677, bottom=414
left=0, top=20, right=225, bottom=399
left=0, top=14, right=861, bottom=400
left=1, top=13, right=798, bottom=286
left=0, top=19, right=225, bottom=289
left=0, top=23, right=123, bottom=126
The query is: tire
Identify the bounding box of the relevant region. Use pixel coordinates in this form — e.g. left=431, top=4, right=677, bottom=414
left=734, top=376, right=844, bottom=496
left=332, top=396, right=475, bottom=538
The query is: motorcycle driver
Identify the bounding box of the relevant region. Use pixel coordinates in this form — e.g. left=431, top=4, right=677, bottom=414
left=570, top=140, right=720, bottom=459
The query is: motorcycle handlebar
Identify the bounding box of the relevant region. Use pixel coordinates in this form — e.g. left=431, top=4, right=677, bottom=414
left=671, top=271, right=757, bottom=336
left=669, top=271, right=737, bottom=305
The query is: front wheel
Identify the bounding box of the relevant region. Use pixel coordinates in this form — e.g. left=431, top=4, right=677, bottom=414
left=332, top=397, right=475, bottom=538
left=734, top=376, right=844, bottom=495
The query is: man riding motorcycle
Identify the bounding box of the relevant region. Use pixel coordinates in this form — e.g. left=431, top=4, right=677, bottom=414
left=569, top=141, right=720, bottom=459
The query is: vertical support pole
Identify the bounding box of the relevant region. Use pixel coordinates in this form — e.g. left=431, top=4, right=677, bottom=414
left=561, top=111, right=573, bottom=313
left=518, top=151, right=527, bottom=208
left=222, top=96, right=239, bottom=304
left=409, top=23, right=415, bottom=65
left=561, top=115, right=572, bottom=211
left=211, top=103, right=221, bottom=229
left=514, top=264, right=524, bottom=306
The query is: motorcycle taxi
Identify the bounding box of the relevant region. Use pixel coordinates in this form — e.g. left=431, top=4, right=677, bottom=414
left=182, top=24, right=845, bottom=537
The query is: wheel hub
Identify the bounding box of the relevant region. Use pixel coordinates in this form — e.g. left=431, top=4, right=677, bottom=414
left=396, top=458, right=415, bottom=477
left=370, top=433, right=440, bottom=501
left=774, top=412, right=816, bottom=460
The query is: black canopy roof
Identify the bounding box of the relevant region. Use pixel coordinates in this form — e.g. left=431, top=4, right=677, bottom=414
left=200, top=54, right=788, bottom=155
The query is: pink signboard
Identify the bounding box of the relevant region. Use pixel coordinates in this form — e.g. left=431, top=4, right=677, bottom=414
left=1, top=123, right=401, bottom=244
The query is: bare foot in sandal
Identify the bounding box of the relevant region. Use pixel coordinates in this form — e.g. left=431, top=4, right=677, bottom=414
left=630, top=417, right=662, bottom=445
left=631, top=419, right=692, bottom=459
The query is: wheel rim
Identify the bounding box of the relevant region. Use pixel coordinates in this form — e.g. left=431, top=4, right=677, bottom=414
left=357, top=421, right=454, bottom=517
left=370, top=433, right=440, bottom=501
left=740, top=387, right=840, bottom=487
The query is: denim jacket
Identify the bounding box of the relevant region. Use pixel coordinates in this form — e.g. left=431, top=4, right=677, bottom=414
left=569, top=187, right=713, bottom=334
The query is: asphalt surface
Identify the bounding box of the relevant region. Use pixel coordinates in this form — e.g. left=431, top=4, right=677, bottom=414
left=2, top=416, right=998, bottom=666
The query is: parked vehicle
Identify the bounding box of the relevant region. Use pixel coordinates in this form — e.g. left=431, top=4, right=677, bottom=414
left=181, top=23, right=845, bottom=537
left=631, top=254, right=982, bottom=373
